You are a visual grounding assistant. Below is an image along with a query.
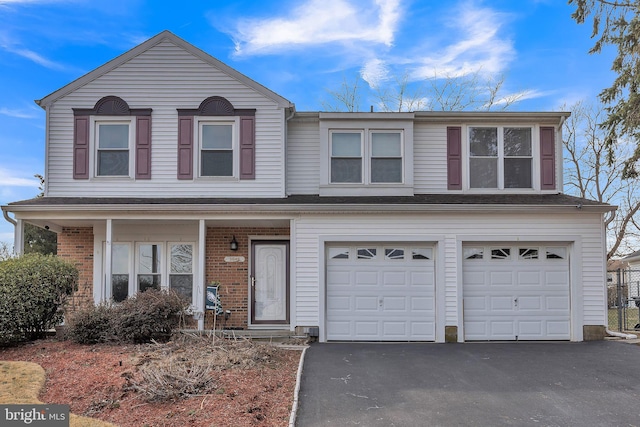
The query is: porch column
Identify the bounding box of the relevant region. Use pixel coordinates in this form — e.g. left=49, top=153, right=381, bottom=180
left=197, top=219, right=206, bottom=330
left=103, top=219, right=113, bottom=303
left=13, top=219, right=24, bottom=255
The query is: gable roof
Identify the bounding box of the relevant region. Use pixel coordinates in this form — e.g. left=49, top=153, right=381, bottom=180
left=36, top=30, right=294, bottom=109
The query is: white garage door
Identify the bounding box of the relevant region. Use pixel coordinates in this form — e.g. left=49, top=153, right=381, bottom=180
left=326, top=244, right=435, bottom=341
left=463, top=245, right=570, bottom=341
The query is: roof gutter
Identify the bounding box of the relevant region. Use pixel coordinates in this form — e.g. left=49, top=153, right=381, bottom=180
left=3, top=202, right=616, bottom=215
left=2, top=207, right=17, bottom=226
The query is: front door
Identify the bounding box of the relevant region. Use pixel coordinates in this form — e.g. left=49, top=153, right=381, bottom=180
left=251, top=241, right=289, bottom=324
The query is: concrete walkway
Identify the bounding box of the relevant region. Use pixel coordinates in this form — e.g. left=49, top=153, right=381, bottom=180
left=296, top=341, right=640, bottom=426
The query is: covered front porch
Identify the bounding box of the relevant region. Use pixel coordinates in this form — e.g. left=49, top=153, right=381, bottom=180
left=10, top=211, right=293, bottom=332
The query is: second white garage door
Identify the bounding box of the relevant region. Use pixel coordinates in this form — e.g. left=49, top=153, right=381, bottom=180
left=326, top=244, right=435, bottom=341
left=463, top=244, right=571, bottom=341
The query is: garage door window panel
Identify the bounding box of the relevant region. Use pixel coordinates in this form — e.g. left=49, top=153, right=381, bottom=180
left=329, top=247, right=350, bottom=260
left=464, top=247, right=484, bottom=260
left=412, top=248, right=432, bottom=260
left=491, top=248, right=511, bottom=260
left=384, top=248, right=404, bottom=260
left=546, top=247, right=566, bottom=259
left=357, top=248, right=377, bottom=260
left=519, top=248, right=539, bottom=260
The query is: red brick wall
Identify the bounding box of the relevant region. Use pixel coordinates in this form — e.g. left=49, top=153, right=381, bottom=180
left=57, top=227, right=94, bottom=315
left=204, top=227, right=289, bottom=329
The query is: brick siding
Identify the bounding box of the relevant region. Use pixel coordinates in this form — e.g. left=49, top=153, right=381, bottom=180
left=204, top=227, right=289, bottom=329
left=57, top=227, right=94, bottom=316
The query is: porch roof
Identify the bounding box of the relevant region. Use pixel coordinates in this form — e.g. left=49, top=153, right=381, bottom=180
left=5, top=193, right=614, bottom=213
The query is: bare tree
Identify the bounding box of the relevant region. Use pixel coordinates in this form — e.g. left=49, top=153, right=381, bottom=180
left=322, top=70, right=524, bottom=112
left=563, top=100, right=640, bottom=258
left=321, top=75, right=363, bottom=112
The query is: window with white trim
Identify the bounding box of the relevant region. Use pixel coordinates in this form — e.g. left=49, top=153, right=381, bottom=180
left=108, top=242, right=195, bottom=303
left=199, top=121, right=236, bottom=177
left=469, top=126, right=532, bottom=189
left=329, top=130, right=404, bottom=184
left=96, top=121, right=133, bottom=176
left=331, top=131, right=363, bottom=183
left=169, top=244, right=193, bottom=301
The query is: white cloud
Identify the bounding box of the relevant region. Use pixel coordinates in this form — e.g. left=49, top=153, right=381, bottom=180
left=361, top=58, right=389, bottom=88
left=0, top=168, right=40, bottom=188
left=231, top=0, right=402, bottom=56
left=410, top=2, right=514, bottom=80
left=0, top=106, right=40, bottom=119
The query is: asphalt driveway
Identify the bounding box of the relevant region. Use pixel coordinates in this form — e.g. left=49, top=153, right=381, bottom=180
left=295, top=341, right=640, bottom=426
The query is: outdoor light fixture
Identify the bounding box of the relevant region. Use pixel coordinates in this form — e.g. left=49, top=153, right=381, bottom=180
left=230, top=235, right=238, bottom=251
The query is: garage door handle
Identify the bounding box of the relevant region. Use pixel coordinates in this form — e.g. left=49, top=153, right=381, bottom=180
left=514, top=297, right=518, bottom=307
left=379, top=298, right=383, bottom=307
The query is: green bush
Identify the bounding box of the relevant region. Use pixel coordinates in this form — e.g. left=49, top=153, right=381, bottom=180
left=0, top=253, right=78, bottom=346
left=113, top=289, right=188, bottom=343
left=66, top=303, right=116, bottom=344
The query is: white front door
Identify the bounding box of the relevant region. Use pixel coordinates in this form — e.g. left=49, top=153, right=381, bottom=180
left=251, top=241, right=289, bottom=325
left=463, top=245, right=570, bottom=341
left=326, top=244, right=436, bottom=341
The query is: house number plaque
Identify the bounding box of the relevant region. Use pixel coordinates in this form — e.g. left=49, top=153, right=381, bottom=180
left=224, top=256, right=245, bottom=263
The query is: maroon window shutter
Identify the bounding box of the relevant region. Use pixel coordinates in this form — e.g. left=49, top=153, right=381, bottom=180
left=540, top=127, right=556, bottom=190
left=239, top=116, right=255, bottom=180
left=177, top=116, right=193, bottom=180
left=73, top=116, right=90, bottom=179
left=447, top=126, right=462, bottom=190
left=135, top=116, right=152, bottom=179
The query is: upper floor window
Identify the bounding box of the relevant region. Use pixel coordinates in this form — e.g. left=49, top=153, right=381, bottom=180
left=199, top=122, right=235, bottom=177
left=329, top=130, right=403, bottom=184
left=96, top=122, right=132, bottom=176
left=177, top=96, right=256, bottom=180
left=73, top=96, right=152, bottom=180
left=331, top=132, right=362, bottom=183
left=469, top=126, right=532, bottom=189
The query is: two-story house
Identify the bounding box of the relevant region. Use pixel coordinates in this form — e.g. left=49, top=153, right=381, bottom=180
left=2, top=31, right=614, bottom=342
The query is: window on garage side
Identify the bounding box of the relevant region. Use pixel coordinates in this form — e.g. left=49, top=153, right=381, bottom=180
left=170, top=244, right=193, bottom=301
left=331, top=132, right=363, bottom=183
left=371, top=132, right=402, bottom=183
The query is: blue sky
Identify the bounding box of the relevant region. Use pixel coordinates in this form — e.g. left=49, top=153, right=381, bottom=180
left=0, top=0, right=616, bottom=246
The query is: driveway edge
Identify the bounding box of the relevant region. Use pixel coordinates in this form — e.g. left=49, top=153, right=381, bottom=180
left=288, top=346, right=308, bottom=427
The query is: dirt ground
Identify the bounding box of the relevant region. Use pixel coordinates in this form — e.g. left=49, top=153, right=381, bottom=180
left=0, top=336, right=302, bottom=427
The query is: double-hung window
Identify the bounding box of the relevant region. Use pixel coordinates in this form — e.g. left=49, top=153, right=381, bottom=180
left=200, top=122, right=234, bottom=177
left=469, top=126, right=532, bottom=189
left=330, top=130, right=403, bottom=184
left=96, top=122, right=132, bottom=176
left=371, top=131, right=402, bottom=183
left=331, top=132, right=363, bottom=183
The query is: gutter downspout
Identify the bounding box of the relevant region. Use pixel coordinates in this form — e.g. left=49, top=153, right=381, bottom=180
left=2, top=209, right=16, bottom=226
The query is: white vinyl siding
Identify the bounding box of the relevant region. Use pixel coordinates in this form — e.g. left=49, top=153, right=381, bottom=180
left=292, top=212, right=606, bottom=342
left=47, top=40, right=286, bottom=198
left=286, top=118, right=320, bottom=194
left=413, top=123, right=448, bottom=193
